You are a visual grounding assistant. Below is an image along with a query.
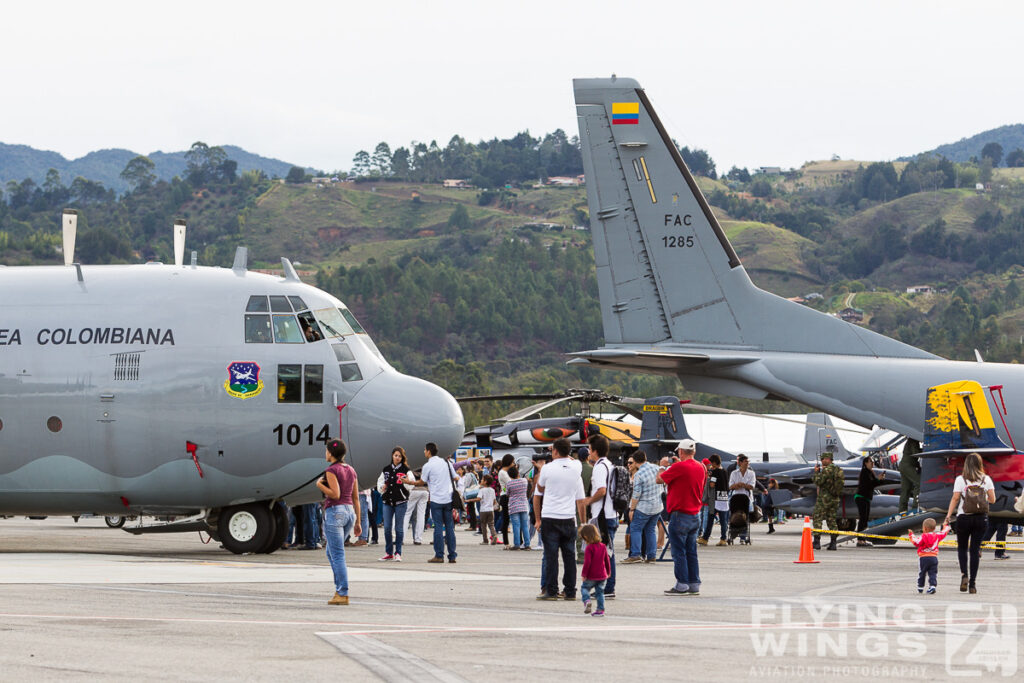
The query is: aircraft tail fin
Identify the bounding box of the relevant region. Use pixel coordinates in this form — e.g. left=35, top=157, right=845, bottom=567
left=803, top=413, right=855, bottom=462
left=572, top=77, right=933, bottom=359
left=638, top=396, right=690, bottom=463
left=922, top=380, right=1012, bottom=454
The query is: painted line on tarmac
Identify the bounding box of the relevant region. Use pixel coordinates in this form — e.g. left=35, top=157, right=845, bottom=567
left=55, top=584, right=707, bottom=625
left=3, top=609, right=1021, bottom=637
left=318, top=614, right=1024, bottom=637
left=317, top=633, right=468, bottom=682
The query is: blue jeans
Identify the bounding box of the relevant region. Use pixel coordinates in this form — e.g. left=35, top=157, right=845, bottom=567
left=323, top=505, right=355, bottom=596
left=629, top=510, right=660, bottom=559
left=702, top=509, right=729, bottom=541
left=359, top=492, right=370, bottom=541
left=541, top=517, right=578, bottom=597
left=383, top=502, right=407, bottom=556
left=303, top=503, right=321, bottom=547
left=669, top=511, right=700, bottom=591
left=597, top=516, right=618, bottom=593
left=698, top=506, right=708, bottom=537
left=429, top=501, right=457, bottom=560
left=581, top=579, right=606, bottom=612
left=510, top=511, right=530, bottom=548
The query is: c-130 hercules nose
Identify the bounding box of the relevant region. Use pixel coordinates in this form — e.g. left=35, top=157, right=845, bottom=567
left=342, top=371, right=465, bottom=485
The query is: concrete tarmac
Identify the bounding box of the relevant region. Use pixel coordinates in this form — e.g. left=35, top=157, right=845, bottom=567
left=1, top=517, right=1022, bottom=681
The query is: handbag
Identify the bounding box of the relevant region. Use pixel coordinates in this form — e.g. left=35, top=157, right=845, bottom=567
left=448, top=462, right=464, bottom=510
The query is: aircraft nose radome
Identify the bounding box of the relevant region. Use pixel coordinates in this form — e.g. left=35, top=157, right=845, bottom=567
left=343, top=372, right=465, bottom=485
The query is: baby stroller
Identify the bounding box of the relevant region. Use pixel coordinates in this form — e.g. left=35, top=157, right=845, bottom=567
left=727, top=493, right=752, bottom=545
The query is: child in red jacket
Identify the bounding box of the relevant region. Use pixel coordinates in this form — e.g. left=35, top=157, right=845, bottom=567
left=580, top=524, right=611, bottom=617
left=909, top=518, right=950, bottom=594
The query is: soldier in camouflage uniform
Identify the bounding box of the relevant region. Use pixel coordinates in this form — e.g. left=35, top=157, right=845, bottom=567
left=812, top=450, right=844, bottom=551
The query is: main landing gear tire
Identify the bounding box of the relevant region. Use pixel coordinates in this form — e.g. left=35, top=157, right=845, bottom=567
left=104, top=516, right=127, bottom=528
left=217, top=503, right=275, bottom=555
left=259, top=503, right=288, bottom=554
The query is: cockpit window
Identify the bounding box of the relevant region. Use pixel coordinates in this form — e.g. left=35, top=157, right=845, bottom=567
left=278, top=364, right=302, bottom=403
left=246, top=295, right=269, bottom=312
left=272, top=315, right=304, bottom=343
left=245, top=314, right=273, bottom=343
left=339, top=308, right=366, bottom=334
left=297, top=311, right=324, bottom=342
left=339, top=362, right=363, bottom=382
left=313, top=308, right=354, bottom=338
left=304, top=365, right=324, bottom=403
left=288, top=296, right=308, bottom=312
left=332, top=344, right=355, bottom=362
left=269, top=295, right=292, bottom=313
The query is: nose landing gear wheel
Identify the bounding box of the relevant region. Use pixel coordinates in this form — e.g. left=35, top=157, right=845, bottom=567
left=218, top=503, right=274, bottom=554
left=259, top=503, right=288, bottom=554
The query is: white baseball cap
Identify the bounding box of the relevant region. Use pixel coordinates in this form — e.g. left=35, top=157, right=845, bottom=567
left=675, top=438, right=696, bottom=451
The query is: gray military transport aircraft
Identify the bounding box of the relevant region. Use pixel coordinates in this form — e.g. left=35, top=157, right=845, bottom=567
left=570, top=77, right=1024, bottom=519
left=0, top=211, right=464, bottom=553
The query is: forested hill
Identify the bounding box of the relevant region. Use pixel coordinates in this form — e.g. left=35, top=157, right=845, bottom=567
left=0, top=142, right=306, bottom=194
left=906, top=124, right=1024, bottom=165
left=6, top=136, right=1024, bottom=424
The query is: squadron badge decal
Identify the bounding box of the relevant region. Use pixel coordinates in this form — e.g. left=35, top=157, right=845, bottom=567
left=225, top=361, right=264, bottom=399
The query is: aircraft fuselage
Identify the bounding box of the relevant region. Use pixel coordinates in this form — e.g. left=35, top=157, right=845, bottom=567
left=0, top=263, right=464, bottom=517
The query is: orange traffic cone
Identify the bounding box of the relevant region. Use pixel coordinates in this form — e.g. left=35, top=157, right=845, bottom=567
left=794, top=516, right=820, bottom=564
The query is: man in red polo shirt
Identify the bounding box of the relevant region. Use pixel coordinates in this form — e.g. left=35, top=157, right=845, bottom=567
left=657, top=439, right=706, bottom=596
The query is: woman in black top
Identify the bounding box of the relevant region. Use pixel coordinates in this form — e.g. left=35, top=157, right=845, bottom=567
left=379, top=447, right=415, bottom=561
left=854, top=457, right=885, bottom=547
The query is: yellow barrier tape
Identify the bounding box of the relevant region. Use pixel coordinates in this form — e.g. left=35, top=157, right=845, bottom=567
left=809, top=528, right=1024, bottom=551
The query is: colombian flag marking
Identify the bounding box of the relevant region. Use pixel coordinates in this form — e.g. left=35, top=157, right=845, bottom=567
left=612, top=102, right=639, bottom=125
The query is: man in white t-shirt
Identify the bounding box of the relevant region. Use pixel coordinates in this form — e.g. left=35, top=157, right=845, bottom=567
left=415, top=443, right=459, bottom=564
left=585, top=434, right=619, bottom=598
left=728, top=454, right=757, bottom=542
left=533, top=437, right=586, bottom=600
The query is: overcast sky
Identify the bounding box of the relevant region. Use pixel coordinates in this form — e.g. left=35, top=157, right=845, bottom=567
left=3, top=1, right=1022, bottom=175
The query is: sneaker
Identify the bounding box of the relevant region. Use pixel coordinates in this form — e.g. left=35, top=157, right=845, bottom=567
left=603, top=591, right=616, bottom=599
left=521, top=546, right=531, bottom=550
left=427, top=557, right=444, bottom=563
left=716, top=540, right=728, bottom=546
left=584, top=600, right=592, bottom=614
left=917, top=585, right=924, bottom=594
left=592, top=610, right=605, bottom=617
left=622, top=556, right=643, bottom=564
left=687, top=588, right=700, bottom=595
left=664, top=587, right=689, bottom=596
left=537, top=592, right=559, bottom=601
left=926, top=586, right=936, bottom=594
left=995, top=555, right=1011, bottom=560
left=562, top=593, right=575, bottom=600
left=644, top=557, right=657, bottom=563
left=697, top=538, right=708, bottom=546
left=413, top=541, right=422, bottom=545
left=352, top=539, right=368, bottom=547
left=394, top=554, right=402, bottom=562
left=379, top=554, right=394, bottom=561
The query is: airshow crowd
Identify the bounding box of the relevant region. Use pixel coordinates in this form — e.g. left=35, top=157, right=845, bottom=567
left=297, top=437, right=1022, bottom=608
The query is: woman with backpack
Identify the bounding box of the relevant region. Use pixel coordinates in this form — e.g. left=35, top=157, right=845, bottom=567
left=944, top=452, right=996, bottom=594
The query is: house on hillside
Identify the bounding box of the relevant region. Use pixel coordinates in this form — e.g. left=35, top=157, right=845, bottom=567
left=443, top=179, right=472, bottom=189
left=839, top=307, right=864, bottom=323
left=546, top=175, right=585, bottom=186
left=906, top=285, right=933, bottom=294
left=757, top=166, right=782, bottom=175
